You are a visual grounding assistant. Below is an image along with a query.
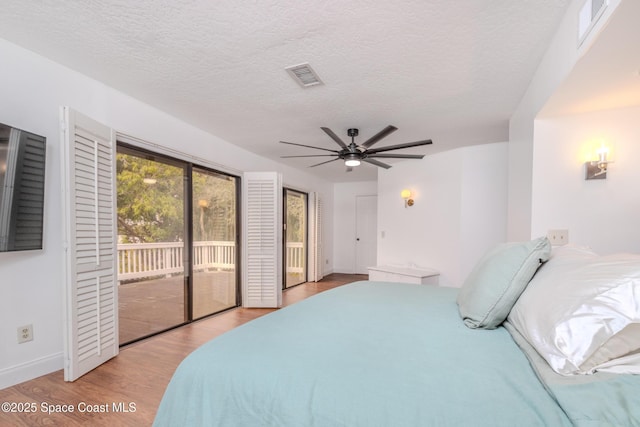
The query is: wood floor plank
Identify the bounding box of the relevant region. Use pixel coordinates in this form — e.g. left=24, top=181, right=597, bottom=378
left=0, top=274, right=366, bottom=426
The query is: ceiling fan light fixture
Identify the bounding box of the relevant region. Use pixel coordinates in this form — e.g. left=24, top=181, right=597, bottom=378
left=279, top=125, right=433, bottom=172
left=344, top=153, right=361, bottom=167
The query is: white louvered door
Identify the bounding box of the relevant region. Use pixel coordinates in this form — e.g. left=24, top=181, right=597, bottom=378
left=62, top=108, right=118, bottom=381
left=308, top=192, right=324, bottom=282
left=242, top=172, right=282, bottom=308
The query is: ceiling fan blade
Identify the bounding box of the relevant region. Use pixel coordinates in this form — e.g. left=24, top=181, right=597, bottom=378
left=281, top=154, right=339, bottom=158
left=367, top=153, right=425, bottom=159
left=280, top=140, right=339, bottom=153
left=309, top=158, right=341, bottom=168
left=366, top=139, right=433, bottom=155
left=362, top=158, right=392, bottom=169
left=361, top=125, right=398, bottom=148
left=320, top=127, right=348, bottom=149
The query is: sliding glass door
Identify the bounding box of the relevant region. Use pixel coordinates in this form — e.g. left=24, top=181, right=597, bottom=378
left=116, top=148, right=187, bottom=345
left=192, top=168, right=238, bottom=319
left=116, top=145, right=239, bottom=345
left=284, top=189, right=307, bottom=288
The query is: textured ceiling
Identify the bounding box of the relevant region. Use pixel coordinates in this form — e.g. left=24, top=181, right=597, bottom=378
left=0, top=0, right=571, bottom=182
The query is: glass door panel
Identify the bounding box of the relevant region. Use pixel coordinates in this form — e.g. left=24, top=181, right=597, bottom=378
left=116, top=149, right=187, bottom=345
left=192, top=168, right=238, bottom=318
left=284, top=189, right=307, bottom=288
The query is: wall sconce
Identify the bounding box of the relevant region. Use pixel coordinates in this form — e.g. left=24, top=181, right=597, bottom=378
left=401, top=189, right=414, bottom=208
left=585, top=143, right=611, bottom=180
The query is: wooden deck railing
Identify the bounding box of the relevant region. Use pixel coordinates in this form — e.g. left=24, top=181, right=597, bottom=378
left=117, top=241, right=305, bottom=282
left=118, top=242, right=185, bottom=281
left=286, top=242, right=304, bottom=274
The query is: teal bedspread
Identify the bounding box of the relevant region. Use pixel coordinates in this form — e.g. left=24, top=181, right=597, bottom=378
left=153, top=282, right=636, bottom=426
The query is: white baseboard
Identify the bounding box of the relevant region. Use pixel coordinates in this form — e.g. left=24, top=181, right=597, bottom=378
left=0, top=352, right=63, bottom=390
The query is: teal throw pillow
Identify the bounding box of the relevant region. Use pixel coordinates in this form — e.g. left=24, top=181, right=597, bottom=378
left=457, top=237, right=551, bottom=329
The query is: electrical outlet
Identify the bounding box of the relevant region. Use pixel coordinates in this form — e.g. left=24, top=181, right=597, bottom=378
left=17, top=324, right=33, bottom=344
left=547, top=229, right=569, bottom=246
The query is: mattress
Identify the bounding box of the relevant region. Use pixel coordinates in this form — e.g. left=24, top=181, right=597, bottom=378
left=154, top=281, right=639, bottom=426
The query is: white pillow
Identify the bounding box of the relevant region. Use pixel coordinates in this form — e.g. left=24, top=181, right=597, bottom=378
left=508, top=246, right=640, bottom=375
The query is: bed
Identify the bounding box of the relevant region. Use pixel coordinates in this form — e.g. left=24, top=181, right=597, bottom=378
left=154, top=241, right=640, bottom=426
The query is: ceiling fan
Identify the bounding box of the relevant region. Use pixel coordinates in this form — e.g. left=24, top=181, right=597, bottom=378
left=280, top=126, right=433, bottom=170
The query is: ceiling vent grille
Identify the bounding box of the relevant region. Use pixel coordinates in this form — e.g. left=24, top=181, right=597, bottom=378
left=578, top=0, right=608, bottom=46
left=285, top=63, right=324, bottom=88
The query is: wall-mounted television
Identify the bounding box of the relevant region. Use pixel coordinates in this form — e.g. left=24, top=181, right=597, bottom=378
left=0, top=122, right=46, bottom=252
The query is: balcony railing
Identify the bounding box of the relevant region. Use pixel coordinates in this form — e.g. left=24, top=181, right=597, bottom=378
left=286, top=242, right=304, bottom=274
left=117, top=241, right=305, bottom=282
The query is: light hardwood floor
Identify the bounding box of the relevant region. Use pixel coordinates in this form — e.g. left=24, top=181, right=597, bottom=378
left=0, top=274, right=367, bottom=427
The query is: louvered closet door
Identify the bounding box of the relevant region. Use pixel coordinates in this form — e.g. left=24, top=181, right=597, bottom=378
left=308, top=192, right=324, bottom=282
left=62, top=108, right=118, bottom=381
left=242, top=172, right=282, bottom=308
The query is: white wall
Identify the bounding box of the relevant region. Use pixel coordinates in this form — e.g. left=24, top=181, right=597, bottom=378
left=507, top=0, right=579, bottom=241
left=532, top=106, right=640, bottom=254
left=377, top=142, right=508, bottom=287
left=507, top=0, right=622, bottom=241
left=332, top=181, right=377, bottom=274
left=459, top=145, right=509, bottom=278
left=0, top=38, right=334, bottom=389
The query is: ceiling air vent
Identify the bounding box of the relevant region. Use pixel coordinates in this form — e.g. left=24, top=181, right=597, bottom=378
left=578, top=0, right=608, bottom=46
left=285, top=63, right=324, bottom=88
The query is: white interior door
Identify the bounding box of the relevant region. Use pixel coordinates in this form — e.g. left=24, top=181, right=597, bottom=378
left=355, top=195, right=377, bottom=274
left=61, top=107, right=118, bottom=381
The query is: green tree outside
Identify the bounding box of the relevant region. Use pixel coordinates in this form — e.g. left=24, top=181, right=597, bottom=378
left=116, top=153, right=185, bottom=243
left=286, top=190, right=306, bottom=244
left=116, top=153, right=237, bottom=244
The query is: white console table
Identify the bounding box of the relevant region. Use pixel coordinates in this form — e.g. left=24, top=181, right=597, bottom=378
left=368, top=265, right=440, bottom=285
